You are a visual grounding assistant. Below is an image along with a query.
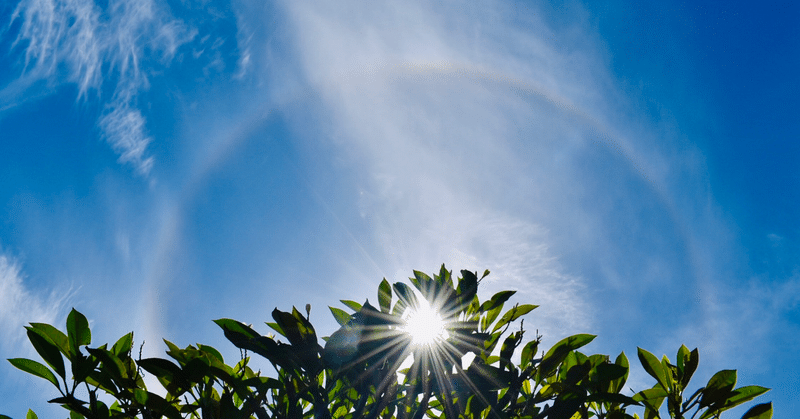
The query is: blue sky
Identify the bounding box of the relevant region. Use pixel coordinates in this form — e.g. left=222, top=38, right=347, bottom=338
left=1, top=0, right=797, bottom=417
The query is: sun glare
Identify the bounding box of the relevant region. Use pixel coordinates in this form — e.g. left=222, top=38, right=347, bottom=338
left=403, top=300, right=448, bottom=347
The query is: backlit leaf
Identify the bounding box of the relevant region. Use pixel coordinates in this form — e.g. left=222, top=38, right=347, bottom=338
left=25, top=328, right=65, bottom=381
left=700, top=369, right=737, bottom=408
left=492, top=304, right=538, bottom=333
left=740, top=402, right=772, bottom=419
left=378, top=279, right=392, bottom=313
left=637, top=348, right=669, bottom=391
left=340, top=300, right=362, bottom=312
left=8, top=358, right=60, bottom=389
left=111, top=332, right=133, bottom=358
left=66, top=308, right=91, bottom=356
left=329, top=307, right=352, bottom=327
left=29, top=322, right=72, bottom=359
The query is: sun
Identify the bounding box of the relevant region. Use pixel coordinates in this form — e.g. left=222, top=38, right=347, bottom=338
left=402, top=299, right=449, bottom=347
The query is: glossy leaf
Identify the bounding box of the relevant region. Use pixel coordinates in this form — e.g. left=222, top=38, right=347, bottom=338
left=520, top=339, right=539, bottom=368
left=610, top=352, right=629, bottom=394
left=492, top=304, right=538, bottom=333
left=698, top=385, right=770, bottom=419
left=214, top=318, right=260, bottom=341
left=722, top=385, right=770, bottom=409
left=28, top=322, right=72, bottom=359
left=265, top=321, right=285, bottom=337
left=86, top=347, right=127, bottom=382
left=25, top=328, right=66, bottom=381
left=329, top=306, right=352, bottom=327
left=198, top=344, right=224, bottom=364
left=111, top=332, right=133, bottom=358
left=479, top=290, right=516, bottom=312
left=740, top=402, right=773, bottom=419
left=26, top=410, right=38, bottom=419
left=410, top=270, right=434, bottom=295
left=341, top=300, right=362, bottom=312
left=8, top=358, right=60, bottom=389
left=637, top=348, right=669, bottom=391
left=456, top=270, right=478, bottom=313
left=538, top=334, right=596, bottom=379
left=700, top=369, right=737, bottom=408
left=393, top=282, right=418, bottom=310
left=633, top=386, right=667, bottom=417
left=677, top=344, right=690, bottom=376
left=378, top=279, right=392, bottom=313
left=66, top=309, right=91, bottom=356
left=682, top=347, right=700, bottom=387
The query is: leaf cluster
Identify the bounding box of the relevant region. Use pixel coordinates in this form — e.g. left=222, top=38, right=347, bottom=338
left=4, top=265, right=772, bottom=419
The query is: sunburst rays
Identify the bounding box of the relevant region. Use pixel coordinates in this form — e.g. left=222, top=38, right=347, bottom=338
left=324, top=268, right=507, bottom=418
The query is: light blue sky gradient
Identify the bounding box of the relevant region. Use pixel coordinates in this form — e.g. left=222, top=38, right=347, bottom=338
left=1, top=0, right=797, bottom=417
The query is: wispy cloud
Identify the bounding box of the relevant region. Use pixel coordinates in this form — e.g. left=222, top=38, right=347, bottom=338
left=271, top=0, right=619, bottom=341
left=0, top=252, right=70, bottom=354
left=7, top=0, right=194, bottom=175
left=271, top=0, right=736, bottom=350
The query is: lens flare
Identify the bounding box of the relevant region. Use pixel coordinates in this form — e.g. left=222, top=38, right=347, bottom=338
left=403, top=300, right=449, bottom=346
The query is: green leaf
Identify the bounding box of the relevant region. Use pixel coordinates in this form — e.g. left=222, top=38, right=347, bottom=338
left=66, top=308, right=91, bottom=356
left=699, top=385, right=770, bottom=419
left=85, top=369, right=119, bottom=395
left=632, top=387, right=668, bottom=408
left=499, top=332, right=522, bottom=370
left=214, top=318, right=262, bottom=343
left=111, top=332, right=133, bottom=358
left=92, top=401, right=109, bottom=419
left=456, top=270, right=479, bottom=313
left=393, top=282, right=419, bottom=310
left=677, top=344, right=690, bottom=376
left=410, top=270, right=434, bottom=295
left=340, top=300, right=362, bottom=312
left=8, top=358, right=60, bottom=389
left=25, top=327, right=66, bottom=381
left=661, top=355, right=676, bottom=392
left=378, top=279, right=392, bottom=313
left=520, top=339, right=539, bottom=368
left=481, top=303, right=504, bottom=332
left=682, top=347, right=699, bottom=387
left=198, top=344, right=224, bottom=363
left=86, top=347, right=127, bottom=382
left=492, top=304, right=538, bottom=333
left=71, top=350, right=100, bottom=383
left=700, top=369, right=737, bottom=408
left=610, top=352, right=630, bottom=393
left=28, top=322, right=72, bottom=359
left=265, top=322, right=284, bottom=337
left=479, top=290, right=516, bottom=312
left=722, top=385, right=770, bottom=409
left=637, top=348, right=669, bottom=391
left=740, top=402, right=772, bottom=419
left=439, top=264, right=454, bottom=290
left=538, top=334, right=596, bottom=379
left=329, top=306, right=352, bottom=327
left=26, top=410, right=38, bottom=419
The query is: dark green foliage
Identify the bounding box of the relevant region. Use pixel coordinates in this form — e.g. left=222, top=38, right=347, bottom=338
left=6, top=265, right=771, bottom=419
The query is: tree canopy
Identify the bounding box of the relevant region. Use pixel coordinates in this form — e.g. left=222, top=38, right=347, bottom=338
left=5, top=265, right=772, bottom=419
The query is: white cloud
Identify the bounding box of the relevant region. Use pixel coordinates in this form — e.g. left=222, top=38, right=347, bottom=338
left=8, top=0, right=194, bottom=175
left=98, top=103, right=154, bottom=175
left=269, top=0, right=736, bottom=355
left=0, top=253, right=69, bottom=354
left=270, top=0, right=623, bottom=341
